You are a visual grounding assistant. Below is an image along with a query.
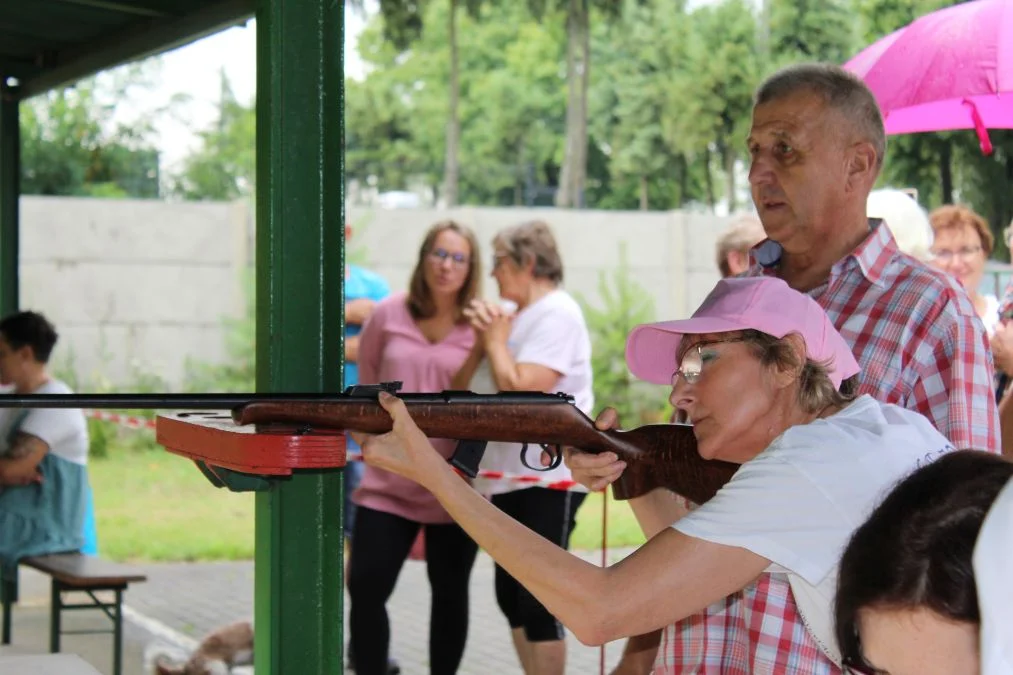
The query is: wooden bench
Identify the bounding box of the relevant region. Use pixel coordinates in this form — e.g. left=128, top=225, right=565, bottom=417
left=0, top=553, right=146, bottom=675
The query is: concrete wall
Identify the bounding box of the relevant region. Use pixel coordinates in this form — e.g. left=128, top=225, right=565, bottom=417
left=20, top=197, right=733, bottom=389
left=347, top=207, right=732, bottom=323
left=21, top=196, right=251, bottom=389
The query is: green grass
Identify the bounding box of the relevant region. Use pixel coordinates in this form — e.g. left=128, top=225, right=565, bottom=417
left=569, top=491, right=647, bottom=551
left=90, top=444, right=646, bottom=562
left=90, top=446, right=254, bottom=562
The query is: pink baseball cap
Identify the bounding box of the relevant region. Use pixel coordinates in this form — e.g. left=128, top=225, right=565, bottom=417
left=625, top=277, right=861, bottom=388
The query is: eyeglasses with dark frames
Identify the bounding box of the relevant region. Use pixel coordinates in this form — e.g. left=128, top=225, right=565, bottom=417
left=429, top=248, right=470, bottom=267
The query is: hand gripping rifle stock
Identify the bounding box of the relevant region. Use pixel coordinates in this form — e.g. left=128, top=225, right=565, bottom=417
left=232, top=384, right=738, bottom=504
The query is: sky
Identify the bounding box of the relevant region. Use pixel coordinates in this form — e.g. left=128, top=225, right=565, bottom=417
left=132, top=3, right=371, bottom=173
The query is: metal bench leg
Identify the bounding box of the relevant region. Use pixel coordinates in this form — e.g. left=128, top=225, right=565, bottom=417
left=113, top=588, right=123, bottom=675
left=49, top=579, right=61, bottom=653
left=0, top=564, right=15, bottom=645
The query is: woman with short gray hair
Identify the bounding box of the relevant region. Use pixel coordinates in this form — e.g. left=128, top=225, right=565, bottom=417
left=451, top=219, right=593, bottom=675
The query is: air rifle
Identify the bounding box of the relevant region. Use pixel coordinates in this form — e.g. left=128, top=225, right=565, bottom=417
left=0, top=382, right=738, bottom=503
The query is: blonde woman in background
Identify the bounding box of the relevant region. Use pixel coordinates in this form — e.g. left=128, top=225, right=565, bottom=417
left=928, top=204, right=998, bottom=335
left=349, top=221, right=483, bottom=675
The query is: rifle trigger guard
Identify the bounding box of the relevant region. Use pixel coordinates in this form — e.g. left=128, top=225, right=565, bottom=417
left=519, top=443, right=564, bottom=473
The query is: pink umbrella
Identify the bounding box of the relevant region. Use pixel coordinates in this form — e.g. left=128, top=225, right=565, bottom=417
left=843, top=0, right=1013, bottom=155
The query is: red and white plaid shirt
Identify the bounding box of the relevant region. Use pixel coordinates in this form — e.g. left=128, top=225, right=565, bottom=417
left=654, top=221, right=999, bottom=674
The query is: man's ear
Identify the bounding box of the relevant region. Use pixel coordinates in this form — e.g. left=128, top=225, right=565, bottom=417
left=845, top=141, right=878, bottom=193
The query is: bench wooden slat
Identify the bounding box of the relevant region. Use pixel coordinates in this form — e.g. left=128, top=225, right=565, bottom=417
left=22, top=554, right=147, bottom=587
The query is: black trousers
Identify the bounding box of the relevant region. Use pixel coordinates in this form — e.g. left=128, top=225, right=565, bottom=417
left=491, top=487, right=587, bottom=642
left=348, top=505, right=478, bottom=675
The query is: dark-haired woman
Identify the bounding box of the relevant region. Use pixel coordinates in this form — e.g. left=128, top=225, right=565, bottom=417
left=835, top=450, right=1013, bottom=675
left=348, top=221, right=482, bottom=675
left=0, top=311, right=91, bottom=567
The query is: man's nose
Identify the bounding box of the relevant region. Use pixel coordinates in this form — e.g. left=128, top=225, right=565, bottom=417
left=748, top=156, right=774, bottom=186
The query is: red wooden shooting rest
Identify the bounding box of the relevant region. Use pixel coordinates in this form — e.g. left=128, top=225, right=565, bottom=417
left=156, top=412, right=347, bottom=476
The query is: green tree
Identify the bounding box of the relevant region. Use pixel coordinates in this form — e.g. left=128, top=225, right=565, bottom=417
left=21, top=64, right=166, bottom=198
left=360, top=0, right=494, bottom=207
left=171, top=71, right=255, bottom=201
left=576, top=244, right=670, bottom=424
left=588, top=0, right=707, bottom=210
left=458, top=7, right=567, bottom=204
left=663, top=0, right=760, bottom=212
left=526, top=0, right=630, bottom=208
left=766, top=0, right=859, bottom=64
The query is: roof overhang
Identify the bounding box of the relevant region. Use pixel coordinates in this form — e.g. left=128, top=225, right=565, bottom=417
left=0, top=0, right=255, bottom=99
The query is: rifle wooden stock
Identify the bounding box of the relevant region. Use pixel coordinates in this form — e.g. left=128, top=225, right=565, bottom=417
left=233, top=393, right=738, bottom=505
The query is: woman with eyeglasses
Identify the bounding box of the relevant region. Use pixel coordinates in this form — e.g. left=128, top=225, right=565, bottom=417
left=348, top=220, right=482, bottom=675
left=928, top=204, right=998, bottom=335
left=352, top=276, right=958, bottom=674
left=450, top=219, right=592, bottom=675
left=834, top=450, right=1013, bottom=675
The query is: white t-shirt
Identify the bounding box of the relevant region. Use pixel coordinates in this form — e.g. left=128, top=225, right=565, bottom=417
left=975, top=476, right=1013, bottom=675
left=0, top=379, right=89, bottom=466
left=673, top=395, right=955, bottom=665
left=982, top=293, right=1000, bottom=336
left=471, top=289, right=594, bottom=495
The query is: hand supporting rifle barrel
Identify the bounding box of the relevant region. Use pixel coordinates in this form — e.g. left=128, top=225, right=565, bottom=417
left=0, top=382, right=736, bottom=503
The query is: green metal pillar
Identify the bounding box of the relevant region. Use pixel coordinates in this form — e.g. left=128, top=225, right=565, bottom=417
left=0, top=81, right=20, bottom=317
left=253, top=1, right=345, bottom=673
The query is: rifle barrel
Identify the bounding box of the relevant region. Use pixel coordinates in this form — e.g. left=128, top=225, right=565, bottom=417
left=0, top=390, right=575, bottom=410
left=0, top=393, right=296, bottom=409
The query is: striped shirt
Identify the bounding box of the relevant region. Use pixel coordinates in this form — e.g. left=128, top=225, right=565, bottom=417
left=655, top=220, right=999, bottom=674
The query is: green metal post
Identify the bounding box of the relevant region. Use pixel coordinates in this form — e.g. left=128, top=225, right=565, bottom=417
left=0, top=81, right=20, bottom=317
left=253, top=1, right=345, bottom=674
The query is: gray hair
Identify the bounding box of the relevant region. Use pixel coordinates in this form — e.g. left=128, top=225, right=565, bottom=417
left=755, top=63, right=886, bottom=170
left=493, top=220, right=564, bottom=284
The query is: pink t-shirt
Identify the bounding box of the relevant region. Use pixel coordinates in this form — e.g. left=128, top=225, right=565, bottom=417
left=352, top=292, right=474, bottom=524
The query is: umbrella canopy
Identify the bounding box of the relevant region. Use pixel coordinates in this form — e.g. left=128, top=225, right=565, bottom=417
left=844, top=0, right=1013, bottom=154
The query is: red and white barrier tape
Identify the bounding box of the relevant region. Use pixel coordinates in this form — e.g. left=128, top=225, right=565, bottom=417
left=346, top=452, right=587, bottom=493
left=85, top=410, right=587, bottom=492
left=85, top=410, right=157, bottom=430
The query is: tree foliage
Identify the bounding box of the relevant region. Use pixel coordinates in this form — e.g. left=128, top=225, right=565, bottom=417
left=21, top=63, right=168, bottom=199
left=170, top=71, right=255, bottom=201
left=164, top=0, right=1013, bottom=248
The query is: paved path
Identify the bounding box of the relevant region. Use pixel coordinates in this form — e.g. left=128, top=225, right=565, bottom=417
left=11, top=547, right=635, bottom=674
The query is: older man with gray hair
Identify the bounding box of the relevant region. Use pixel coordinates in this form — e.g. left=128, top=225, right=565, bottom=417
left=572, top=62, right=998, bottom=674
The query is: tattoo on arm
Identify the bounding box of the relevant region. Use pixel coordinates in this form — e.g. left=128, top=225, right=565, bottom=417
left=0, top=433, right=48, bottom=485
left=8, top=433, right=46, bottom=459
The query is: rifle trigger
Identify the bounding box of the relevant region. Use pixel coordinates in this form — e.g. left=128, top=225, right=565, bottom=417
left=520, top=443, right=563, bottom=473
left=450, top=439, right=487, bottom=479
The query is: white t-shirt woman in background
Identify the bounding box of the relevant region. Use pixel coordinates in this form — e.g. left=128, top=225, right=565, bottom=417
left=451, top=219, right=592, bottom=675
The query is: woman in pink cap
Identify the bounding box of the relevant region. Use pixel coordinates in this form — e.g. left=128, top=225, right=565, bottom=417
left=349, top=276, right=957, bottom=671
